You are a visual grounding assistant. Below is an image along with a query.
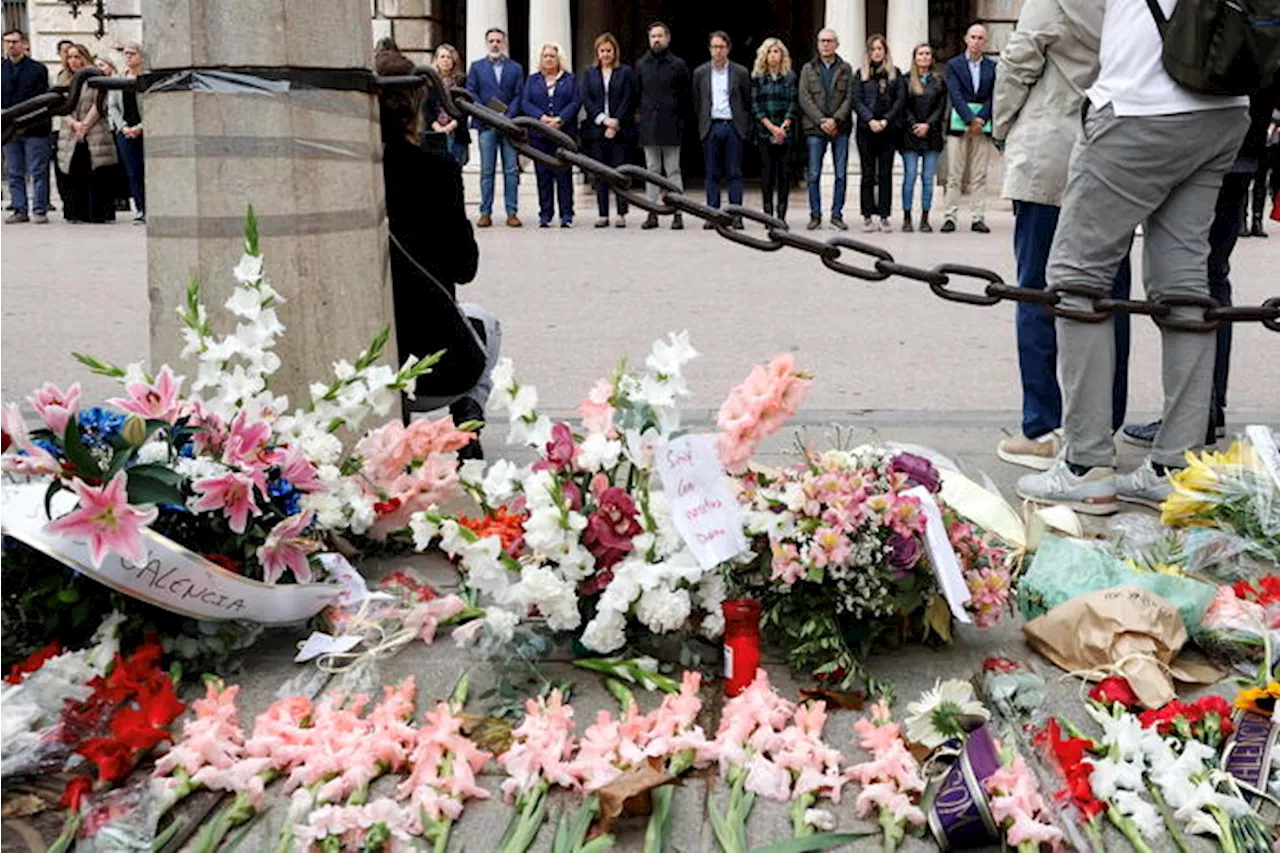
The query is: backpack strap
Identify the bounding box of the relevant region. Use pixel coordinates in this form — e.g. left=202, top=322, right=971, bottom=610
left=1145, top=0, right=1170, bottom=37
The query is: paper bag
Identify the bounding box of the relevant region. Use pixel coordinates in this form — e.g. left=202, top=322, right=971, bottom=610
left=1023, top=585, right=1220, bottom=708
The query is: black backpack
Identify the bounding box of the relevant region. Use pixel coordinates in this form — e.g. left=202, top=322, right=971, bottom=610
left=1144, top=0, right=1280, bottom=95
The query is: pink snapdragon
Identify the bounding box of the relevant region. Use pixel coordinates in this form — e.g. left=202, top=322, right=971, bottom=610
left=191, top=470, right=262, bottom=534
left=110, top=366, right=183, bottom=424
left=716, top=354, right=812, bottom=474
left=28, top=381, right=81, bottom=436
left=46, top=472, right=158, bottom=568
left=984, top=754, right=1064, bottom=852
left=846, top=702, right=926, bottom=849
left=257, top=511, right=320, bottom=584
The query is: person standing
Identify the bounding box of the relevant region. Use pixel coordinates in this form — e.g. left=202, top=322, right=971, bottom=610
left=798, top=28, right=854, bottom=230
left=1239, top=106, right=1273, bottom=237
left=466, top=28, right=523, bottom=228
left=899, top=44, right=945, bottom=232
left=580, top=32, right=634, bottom=228
left=2, top=29, right=51, bottom=224
left=426, top=44, right=471, bottom=167
left=693, top=31, right=750, bottom=229
left=521, top=44, right=581, bottom=228
left=107, top=43, right=145, bottom=224
left=635, top=21, right=691, bottom=230
left=941, top=24, right=997, bottom=233
left=993, top=0, right=1133, bottom=471
left=1016, top=0, right=1249, bottom=514
left=751, top=37, right=797, bottom=224
left=57, top=45, right=118, bottom=224
left=853, top=34, right=904, bottom=232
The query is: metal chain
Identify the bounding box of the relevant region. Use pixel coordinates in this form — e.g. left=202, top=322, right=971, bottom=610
left=7, top=66, right=1275, bottom=334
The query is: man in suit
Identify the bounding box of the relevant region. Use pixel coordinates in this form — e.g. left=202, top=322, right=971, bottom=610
left=693, top=31, right=751, bottom=230
left=465, top=27, right=524, bottom=227
left=635, top=21, right=691, bottom=230
left=2, top=29, right=51, bottom=224
left=942, top=24, right=997, bottom=233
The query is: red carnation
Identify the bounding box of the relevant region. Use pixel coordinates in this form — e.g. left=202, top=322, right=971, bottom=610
left=1089, top=676, right=1139, bottom=709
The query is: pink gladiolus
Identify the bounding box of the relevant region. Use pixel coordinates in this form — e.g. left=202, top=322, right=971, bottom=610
left=257, top=511, right=320, bottom=584
left=404, top=415, right=474, bottom=457
left=155, top=681, right=244, bottom=778
left=192, top=470, right=262, bottom=534
left=109, top=366, right=183, bottom=424
left=498, top=689, right=580, bottom=801
left=28, top=381, right=81, bottom=436
left=715, top=354, right=811, bottom=473
left=397, top=701, right=491, bottom=834
left=46, top=472, right=158, bottom=568
left=984, top=754, right=1062, bottom=851
left=579, top=379, right=616, bottom=436
left=404, top=594, right=468, bottom=644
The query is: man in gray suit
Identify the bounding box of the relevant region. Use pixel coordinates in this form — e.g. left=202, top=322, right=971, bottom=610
left=693, top=30, right=750, bottom=229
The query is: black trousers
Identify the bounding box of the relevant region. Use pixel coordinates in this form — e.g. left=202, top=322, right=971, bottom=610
left=758, top=139, right=791, bottom=216
left=1206, top=171, right=1248, bottom=428
left=856, top=129, right=894, bottom=219
left=590, top=135, right=629, bottom=217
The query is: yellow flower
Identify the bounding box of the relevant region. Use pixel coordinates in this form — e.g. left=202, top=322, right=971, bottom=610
left=1160, top=490, right=1211, bottom=527
left=1235, top=682, right=1280, bottom=716
left=1170, top=455, right=1221, bottom=494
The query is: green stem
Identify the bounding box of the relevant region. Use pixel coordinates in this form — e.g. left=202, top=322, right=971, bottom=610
left=878, top=807, right=904, bottom=853
left=431, top=818, right=453, bottom=853
left=1212, top=806, right=1240, bottom=853
left=1146, top=781, right=1193, bottom=853
left=46, top=811, right=82, bottom=853
left=790, top=794, right=816, bottom=838
left=1106, top=806, right=1154, bottom=853
left=185, top=790, right=258, bottom=853
left=1081, top=816, right=1108, bottom=853
left=644, top=785, right=675, bottom=853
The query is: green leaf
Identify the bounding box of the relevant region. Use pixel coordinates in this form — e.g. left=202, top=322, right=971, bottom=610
left=125, top=472, right=186, bottom=507
left=125, top=463, right=184, bottom=486
left=71, top=351, right=127, bottom=378
left=61, top=416, right=103, bottom=481
left=244, top=205, right=260, bottom=256
left=748, top=831, right=879, bottom=852
left=43, top=479, right=65, bottom=519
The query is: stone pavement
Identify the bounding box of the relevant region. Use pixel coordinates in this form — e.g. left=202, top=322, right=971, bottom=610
left=1, top=190, right=1278, bottom=852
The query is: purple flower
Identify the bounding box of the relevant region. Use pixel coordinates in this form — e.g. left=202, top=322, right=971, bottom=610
left=887, top=533, right=922, bottom=575
left=890, top=452, right=941, bottom=493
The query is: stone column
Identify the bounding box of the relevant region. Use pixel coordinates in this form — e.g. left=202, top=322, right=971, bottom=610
left=824, top=0, right=866, bottom=68
left=529, top=0, right=573, bottom=71
left=886, top=0, right=929, bottom=73
left=142, top=0, right=398, bottom=412
left=467, top=0, right=508, bottom=79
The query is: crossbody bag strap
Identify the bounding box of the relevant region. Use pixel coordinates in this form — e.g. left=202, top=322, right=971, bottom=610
left=1145, top=0, right=1170, bottom=38
left=388, top=230, right=486, bottom=352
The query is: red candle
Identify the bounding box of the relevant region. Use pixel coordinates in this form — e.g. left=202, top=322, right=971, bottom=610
left=722, top=598, right=762, bottom=697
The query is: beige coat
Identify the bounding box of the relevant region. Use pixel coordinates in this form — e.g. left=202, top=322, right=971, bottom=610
left=994, top=0, right=1105, bottom=205
left=57, top=85, right=118, bottom=172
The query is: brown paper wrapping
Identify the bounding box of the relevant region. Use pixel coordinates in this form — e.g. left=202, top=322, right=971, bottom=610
left=1023, top=585, right=1220, bottom=708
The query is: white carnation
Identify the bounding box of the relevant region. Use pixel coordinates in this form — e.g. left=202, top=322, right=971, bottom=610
left=135, top=441, right=169, bottom=465
left=580, top=610, right=627, bottom=653
left=484, top=608, right=520, bottom=643
left=635, top=585, right=691, bottom=634
left=518, top=565, right=581, bottom=632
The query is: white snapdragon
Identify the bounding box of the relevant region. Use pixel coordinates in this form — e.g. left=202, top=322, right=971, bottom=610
left=480, top=459, right=521, bottom=505
left=231, top=252, right=264, bottom=285
left=644, top=330, right=698, bottom=378
left=437, top=519, right=470, bottom=556
left=508, top=414, right=553, bottom=449
left=409, top=511, right=441, bottom=551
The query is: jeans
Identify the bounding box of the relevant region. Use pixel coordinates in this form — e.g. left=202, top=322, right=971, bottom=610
left=758, top=139, right=791, bottom=216
left=4, top=135, right=50, bottom=215
left=115, top=131, right=145, bottom=215
left=1013, top=201, right=1132, bottom=440
left=591, top=135, right=629, bottom=216
left=901, top=149, right=940, bottom=212
left=703, top=121, right=744, bottom=209
left=1206, top=172, right=1248, bottom=427
left=806, top=133, right=848, bottom=218
left=477, top=128, right=518, bottom=215
left=448, top=136, right=470, bottom=168
left=856, top=129, right=894, bottom=219
left=534, top=161, right=573, bottom=225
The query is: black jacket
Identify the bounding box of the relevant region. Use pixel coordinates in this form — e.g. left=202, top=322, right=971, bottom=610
left=423, top=79, right=471, bottom=149
left=692, top=60, right=752, bottom=141
left=579, top=64, right=634, bottom=142
left=899, top=72, right=946, bottom=152
left=852, top=63, right=905, bottom=132
left=2, top=56, right=51, bottom=137
left=382, top=136, right=484, bottom=395
left=634, top=49, right=690, bottom=146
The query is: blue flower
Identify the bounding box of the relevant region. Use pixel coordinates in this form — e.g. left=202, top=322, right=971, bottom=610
left=76, top=407, right=126, bottom=450
left=267, top=475, right=302, bottom=517
left=33, top=438, right=61, bottom=458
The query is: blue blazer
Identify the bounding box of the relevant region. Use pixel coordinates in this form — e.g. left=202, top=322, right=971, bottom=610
left=943, top=54, right=996, bottom=132
left=465, top=56, right=525, bottom=129
left=519, top=71, right=582, bottom=152
left=578, top=65, right=634, bottom=141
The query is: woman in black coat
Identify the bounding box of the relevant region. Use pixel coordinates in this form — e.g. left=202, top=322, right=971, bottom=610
left=852, top=34, right=905, bottom=233
left=898, top=43, right=946, bottom=232
left=580, top=32, right=634, bottom=228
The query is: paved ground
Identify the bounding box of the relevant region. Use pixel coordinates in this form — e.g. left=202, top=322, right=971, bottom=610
left=1, top=184, right=1278, bottom=851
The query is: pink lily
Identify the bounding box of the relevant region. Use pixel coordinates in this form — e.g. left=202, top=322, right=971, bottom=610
left=257, top=511, right=320, bottom=584
left=278, top=445, right=323, bottom=493
left=109, top=366, right=184, bottom=424
left=28, top=381, right=82, bottom=436
left=222, top=411, right=280, bottom=471
left=45, top=472, right=158, bottom=568
left=1, top=404, right=60, bottom=476
left=192, top=470, right=262, bottom=534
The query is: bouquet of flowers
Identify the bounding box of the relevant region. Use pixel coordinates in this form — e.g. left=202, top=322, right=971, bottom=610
left=1, top=210, right=458, bottom=673
left=410, top=333, right=769, bottom=655
left=730, top=446, right=1015, bottom=692
left=1160, top=438, right=1280, bottom=563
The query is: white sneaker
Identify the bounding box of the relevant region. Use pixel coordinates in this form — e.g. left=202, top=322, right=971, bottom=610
left=996, top=431, right=1061, bottom=471
left=1016, top=460, right=1118, bottom=515
left=1116, top=459, right=1173, bottom=509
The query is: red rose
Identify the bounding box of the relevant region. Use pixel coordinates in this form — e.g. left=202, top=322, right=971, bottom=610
left=373, top=497, right=403, bottom=516
left=60, top=775, right=94, bottom=811
left=203, top=553, right=243, bottom=575
left=1089, top=676, right=1140, bottom=709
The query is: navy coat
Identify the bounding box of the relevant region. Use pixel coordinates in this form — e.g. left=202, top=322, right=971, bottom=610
left=579, top=64, right=634, bottom=141
left=943, top=54, right=997, bottom=134
left=465, top=56, right=525, bottom=129
left=519, top=71, right=582, bottom=153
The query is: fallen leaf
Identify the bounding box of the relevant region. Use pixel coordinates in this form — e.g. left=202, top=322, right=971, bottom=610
left=925, top=596, right=953, bottom=644
left=459, top=714, right=514, bottom=756
left=798, top=687, right=867, bottom=711
left=1, top=794, right=49, bottom=818
left=594, top=759, right=675, bottom=833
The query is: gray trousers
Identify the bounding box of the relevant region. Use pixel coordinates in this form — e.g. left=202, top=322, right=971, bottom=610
left=409, top=302, right=503, bottom=413
left=643, top=145, right=683, bottom=203
left=1047, top=103, right=1248, bottom=469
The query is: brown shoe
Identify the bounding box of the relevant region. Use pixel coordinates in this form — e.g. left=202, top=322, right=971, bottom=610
left=506, top=214, right=522, bottom=227
left=477, top=214, right=492, bottom=228
left=996, top=432, right=1061, bottom=471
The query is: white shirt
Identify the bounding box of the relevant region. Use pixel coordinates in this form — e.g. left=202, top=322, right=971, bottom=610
left=710, top=63, right=732, bottom=119
left=1088, top=0, right=1248, bottom=116
left=491, top=57, right=505, bottom=86
left=967, top=56, right=982, bottom=92
left=596, top=67, right=613, bottom=123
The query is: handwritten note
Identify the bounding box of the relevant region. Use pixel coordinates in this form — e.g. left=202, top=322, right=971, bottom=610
left=654, top=434, right=749, bottom=570
left=904, top=486, right=972, bottom=624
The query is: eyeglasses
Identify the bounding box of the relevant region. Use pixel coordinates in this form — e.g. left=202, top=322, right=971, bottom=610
left=123, top=50, right=139, bottom=55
